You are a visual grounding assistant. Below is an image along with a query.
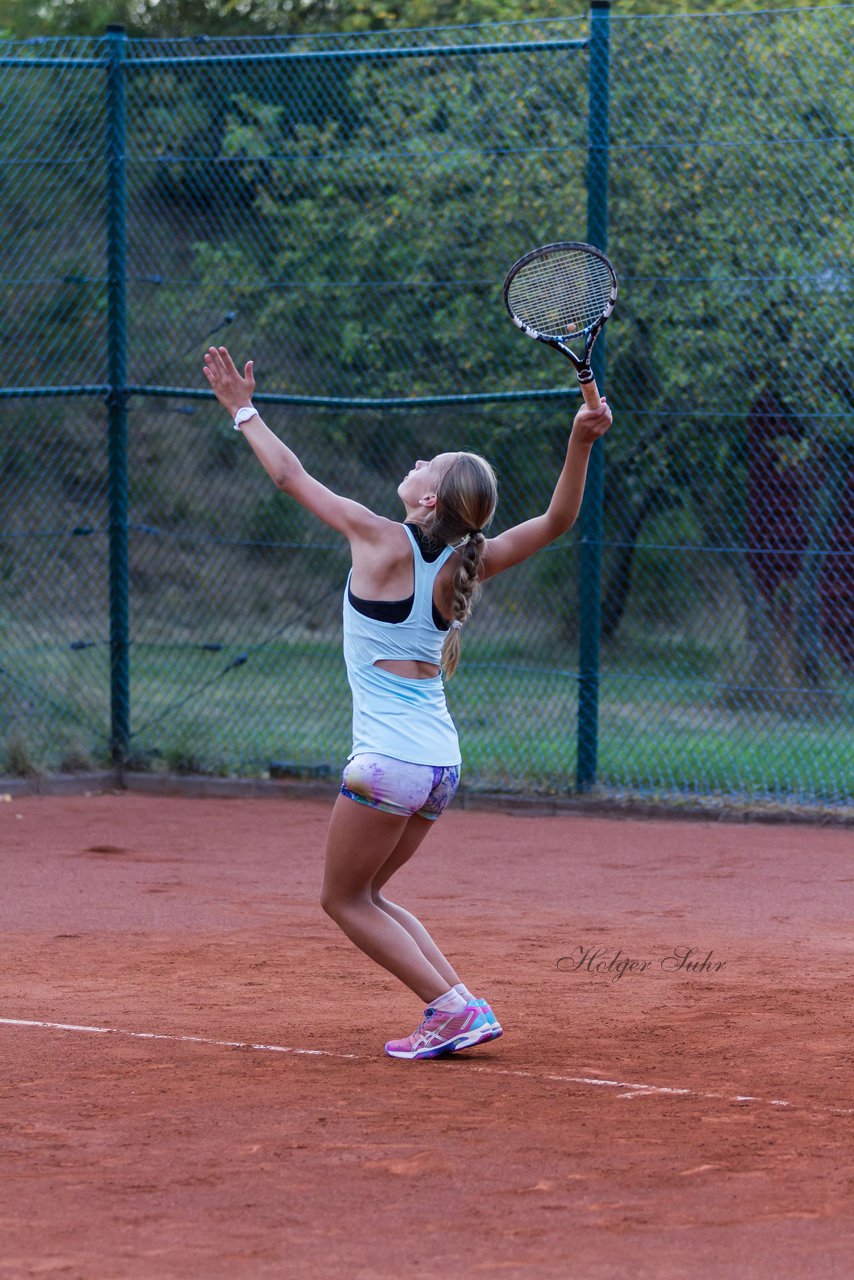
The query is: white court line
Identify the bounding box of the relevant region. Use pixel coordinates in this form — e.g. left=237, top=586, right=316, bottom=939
left=2, top=1016, right=853, bottom=1118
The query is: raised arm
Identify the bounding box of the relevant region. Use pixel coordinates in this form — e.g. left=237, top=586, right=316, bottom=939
left=481, top=399, right=613, bottom=581
left=203, top=346, right=388, bottom=543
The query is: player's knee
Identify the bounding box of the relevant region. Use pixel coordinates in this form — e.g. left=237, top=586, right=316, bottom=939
left=319, top=886, right=339, bottom=918
left=320, top=886, right=365, bottom=919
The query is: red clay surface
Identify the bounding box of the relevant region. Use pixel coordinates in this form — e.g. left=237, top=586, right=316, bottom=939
left=1, top=793, right=852, bottom=1279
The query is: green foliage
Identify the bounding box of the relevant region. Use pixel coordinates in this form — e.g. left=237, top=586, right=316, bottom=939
left=0, top=0, right=831, bottom=40
left=4, top=730, right=40, bottom=776
left=161, top=730, right=207, bottom=774
left=167, top=4, right=852, bottom=668
left=59, top=735, right=96, bottom=771
left=243, top=490, right=314, bottom=560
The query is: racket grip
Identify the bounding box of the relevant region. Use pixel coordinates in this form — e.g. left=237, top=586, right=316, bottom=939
left=578, top=376, right=602, bottom=411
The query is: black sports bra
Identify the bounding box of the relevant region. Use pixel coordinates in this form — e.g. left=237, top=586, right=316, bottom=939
left=347, top=523, right=450, bottom=631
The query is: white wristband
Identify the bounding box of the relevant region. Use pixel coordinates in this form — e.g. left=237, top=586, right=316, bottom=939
left=233, top=406, right=259, bottom=431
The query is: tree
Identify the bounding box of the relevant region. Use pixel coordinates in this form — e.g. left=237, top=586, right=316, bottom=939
left=177, top=3, right=852, bottom=683
left=0, top=0, right=829, bottom=40
left=3, top=1, right=850, bottom=689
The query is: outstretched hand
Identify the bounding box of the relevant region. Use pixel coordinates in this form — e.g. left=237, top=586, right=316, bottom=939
left=571, top=397, right=612, bottom=446
left=203, top=346, right=255, bottom=417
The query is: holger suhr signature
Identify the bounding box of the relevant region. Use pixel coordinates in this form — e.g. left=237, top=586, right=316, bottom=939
left=557, top=945, right=727, bottom=981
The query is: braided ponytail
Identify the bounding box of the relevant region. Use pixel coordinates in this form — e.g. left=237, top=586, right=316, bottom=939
left=423, top=452, right=497, bottom=679
left=442, top=529, right=487, bottom=677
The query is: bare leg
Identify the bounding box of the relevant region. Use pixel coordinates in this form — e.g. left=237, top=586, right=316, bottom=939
left=370, top=814, right=464, bottom=990
left=320, top=795, right=451, bottom=1004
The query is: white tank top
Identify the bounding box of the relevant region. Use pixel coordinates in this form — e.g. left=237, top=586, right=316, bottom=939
left=342, top=524, right=461, bottom=766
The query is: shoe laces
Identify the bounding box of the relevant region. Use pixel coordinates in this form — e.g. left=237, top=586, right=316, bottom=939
left=413, top=1009, right=440, bottom=1045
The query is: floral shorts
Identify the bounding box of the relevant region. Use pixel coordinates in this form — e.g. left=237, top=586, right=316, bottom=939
left=341, top=753, right=461, bottom=821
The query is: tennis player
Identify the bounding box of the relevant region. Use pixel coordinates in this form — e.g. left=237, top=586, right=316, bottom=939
left=204, top=345, right=612, bottom=1060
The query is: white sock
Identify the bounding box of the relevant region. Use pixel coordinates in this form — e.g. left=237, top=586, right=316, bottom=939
left=430, top=988, right=468, bottom=1015
left=453, top=982, right=477, bottom=1003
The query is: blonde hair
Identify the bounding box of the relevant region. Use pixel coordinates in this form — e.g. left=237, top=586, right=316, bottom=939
left=423, top=452, right=498, bottom=679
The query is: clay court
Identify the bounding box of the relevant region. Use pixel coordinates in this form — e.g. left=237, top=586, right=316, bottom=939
left=1, top=791, right=852, bottom=1278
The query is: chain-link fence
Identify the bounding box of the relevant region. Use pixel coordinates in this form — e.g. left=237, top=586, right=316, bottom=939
left=1, top=5, right=852, bottom=812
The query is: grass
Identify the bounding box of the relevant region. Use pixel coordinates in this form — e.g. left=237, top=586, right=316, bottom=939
left=3, top=730, right=42, bottom=778
left=2, top=631, right=851, bottom=811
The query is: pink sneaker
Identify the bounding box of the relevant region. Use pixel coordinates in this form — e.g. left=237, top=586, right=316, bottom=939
left=385, top=1003, right=490, bottom=1060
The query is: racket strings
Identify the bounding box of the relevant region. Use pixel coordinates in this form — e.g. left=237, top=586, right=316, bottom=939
left=508, top=250, right=614, bottom=338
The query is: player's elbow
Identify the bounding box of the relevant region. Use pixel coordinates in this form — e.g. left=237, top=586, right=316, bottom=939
left=543, top=508, right=577, bottom=541
left=274, top=459, right=302, bottom=494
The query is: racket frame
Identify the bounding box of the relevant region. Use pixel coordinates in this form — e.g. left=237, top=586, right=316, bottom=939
left=502, top=240, right=617, bottom=410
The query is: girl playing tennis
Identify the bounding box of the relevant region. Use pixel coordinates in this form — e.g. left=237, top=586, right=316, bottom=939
left=204, top=345, right=612, bottom=1060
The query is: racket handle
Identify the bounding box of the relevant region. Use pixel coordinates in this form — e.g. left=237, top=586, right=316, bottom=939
left=578, top=375, right=602, bottom=411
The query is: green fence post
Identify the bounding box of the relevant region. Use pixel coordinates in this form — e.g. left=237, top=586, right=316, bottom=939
left=105, top=24, right=129, bottom=766
left=576, top=0, right=612, bottom=792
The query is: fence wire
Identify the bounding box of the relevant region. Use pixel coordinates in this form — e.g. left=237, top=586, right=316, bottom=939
left=1, top=7, right=851, bottom=811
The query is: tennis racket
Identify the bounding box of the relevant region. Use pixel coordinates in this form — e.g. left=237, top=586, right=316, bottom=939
left=503, top=241, right=617, bottom=410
